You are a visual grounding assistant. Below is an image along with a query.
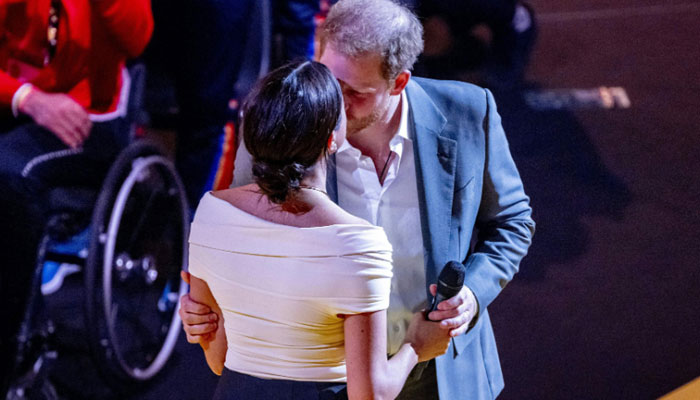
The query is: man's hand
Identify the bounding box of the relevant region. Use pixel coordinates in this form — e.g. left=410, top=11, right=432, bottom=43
left=426, top=284, right=478, bottom=337
left=19, top=88, right=92, bottom=148
left=179, top=271, right=218, bottom=344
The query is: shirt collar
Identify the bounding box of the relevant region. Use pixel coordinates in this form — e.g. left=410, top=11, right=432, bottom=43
left=396, top=90, right=409, bottom=141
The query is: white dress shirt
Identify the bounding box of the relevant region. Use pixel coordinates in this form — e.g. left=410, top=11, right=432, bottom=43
left=336, top=92, right=427, bottom=354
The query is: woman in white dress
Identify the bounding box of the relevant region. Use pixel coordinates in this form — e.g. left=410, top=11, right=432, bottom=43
left=187, top=60, right=450, bottom=399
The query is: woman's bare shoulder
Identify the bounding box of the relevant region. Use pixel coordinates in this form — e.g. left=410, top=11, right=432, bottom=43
left=210, top=186, right=371, bottom=228
left=317, top=201, right=371, bottom=226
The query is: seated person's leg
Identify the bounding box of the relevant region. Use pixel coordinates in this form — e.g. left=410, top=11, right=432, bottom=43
left=0, top=123, right=59, bottom=394
left=0, top=119, right=125, bottom=394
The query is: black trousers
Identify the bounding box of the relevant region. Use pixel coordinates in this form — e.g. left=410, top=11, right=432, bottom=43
left=395, top=360, right=439, bottom=400
left=212, top=361, right=438, bottom=400
left=0, top=118, right=125, bottom=395
left=213, top=369, right=348, bottom=400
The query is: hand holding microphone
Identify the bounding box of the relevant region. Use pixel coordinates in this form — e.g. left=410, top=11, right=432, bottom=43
left=425, top=261, right=478, bottom=337
left=403, top=261, right=471, bottom=362
left=426, top=261, right=465, bottom=320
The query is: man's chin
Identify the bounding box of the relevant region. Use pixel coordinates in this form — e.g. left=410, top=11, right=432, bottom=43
left=347, top=118, right=372, bottom=135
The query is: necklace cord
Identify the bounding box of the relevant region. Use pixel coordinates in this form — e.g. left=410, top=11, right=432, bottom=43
left=379, top=152, right=392, bottom=182
left=299, top=185, right=329, bottom=198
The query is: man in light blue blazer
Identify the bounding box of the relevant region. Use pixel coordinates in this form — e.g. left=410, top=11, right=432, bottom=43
left=181, top=0, right=534, bottom=398
left=403, top=77, right=534, bottom=399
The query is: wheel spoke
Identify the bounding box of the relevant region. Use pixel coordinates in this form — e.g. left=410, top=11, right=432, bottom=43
left=123, top=174, right=162, bottom=254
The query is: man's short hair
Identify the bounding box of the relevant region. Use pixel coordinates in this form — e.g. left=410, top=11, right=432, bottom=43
left=319, top=0, right=424, bottom=81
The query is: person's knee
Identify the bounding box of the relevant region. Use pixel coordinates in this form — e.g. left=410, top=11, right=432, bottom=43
left=0, top=123, right=52, bottom=180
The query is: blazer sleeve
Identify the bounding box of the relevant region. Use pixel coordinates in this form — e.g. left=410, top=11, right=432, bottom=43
left=462, top=88, right=535, bottom=313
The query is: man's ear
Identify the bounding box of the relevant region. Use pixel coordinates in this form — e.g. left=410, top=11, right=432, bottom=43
left=390, top=70, right=411, bottom=95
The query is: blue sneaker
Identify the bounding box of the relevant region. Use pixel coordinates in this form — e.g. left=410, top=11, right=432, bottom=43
left=41, top=228, right=89, bottom=295
left=41, top=262, right=81, bottom=295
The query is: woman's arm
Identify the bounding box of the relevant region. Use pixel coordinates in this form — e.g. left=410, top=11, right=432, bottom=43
left=189, top=275, right=227, bottom=375
left=344, top=311, right=450, bottom=400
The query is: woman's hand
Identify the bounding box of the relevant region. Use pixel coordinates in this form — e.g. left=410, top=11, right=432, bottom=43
left=404, top=312, right=451, bottom=363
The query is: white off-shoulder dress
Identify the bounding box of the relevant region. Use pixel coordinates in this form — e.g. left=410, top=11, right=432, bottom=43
left=188, top=193, right=393, bottom=383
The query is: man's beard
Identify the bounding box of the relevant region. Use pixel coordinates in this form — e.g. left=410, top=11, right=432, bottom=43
left=347, top=101, right=390, bottom=135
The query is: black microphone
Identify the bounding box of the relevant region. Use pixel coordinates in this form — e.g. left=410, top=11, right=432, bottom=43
left=426, top=261, right=465, bottom=321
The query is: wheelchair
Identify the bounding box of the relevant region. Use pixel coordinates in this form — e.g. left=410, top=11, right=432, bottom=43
left=7, top=65, right=189, bottom=399
left=8, top=0, right=272, bottom=395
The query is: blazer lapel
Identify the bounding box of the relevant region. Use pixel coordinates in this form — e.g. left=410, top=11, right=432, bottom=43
left=405, top=80, right=457, bottom=296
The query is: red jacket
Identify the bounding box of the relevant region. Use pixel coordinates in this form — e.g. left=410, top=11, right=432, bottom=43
left=0, top=0, right=152, bottom=114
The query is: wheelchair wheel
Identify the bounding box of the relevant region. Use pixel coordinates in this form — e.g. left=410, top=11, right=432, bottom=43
left=84, top=142, right=188, bottom=388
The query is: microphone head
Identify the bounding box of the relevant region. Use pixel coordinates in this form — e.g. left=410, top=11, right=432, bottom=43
left=437, top=261, right=465, bottom=297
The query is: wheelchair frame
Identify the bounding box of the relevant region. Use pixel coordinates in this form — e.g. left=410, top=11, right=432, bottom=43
left=8, top=65, right=189, bottom=397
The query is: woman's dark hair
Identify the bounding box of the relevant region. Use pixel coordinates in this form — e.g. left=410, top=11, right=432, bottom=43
left=242, top=60, right=343, bottom=204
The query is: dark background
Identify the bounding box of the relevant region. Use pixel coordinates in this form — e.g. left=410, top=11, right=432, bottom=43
left=490, top=1, right=700, bottom=399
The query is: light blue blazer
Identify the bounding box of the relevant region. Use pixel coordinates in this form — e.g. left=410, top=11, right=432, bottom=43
left=328, top=78, right=535, bottom=399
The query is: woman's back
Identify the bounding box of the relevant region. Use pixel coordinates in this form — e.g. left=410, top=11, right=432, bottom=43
left=188, top=191, right=393, bottom=382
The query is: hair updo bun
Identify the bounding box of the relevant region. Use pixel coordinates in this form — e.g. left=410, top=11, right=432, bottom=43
left=252, top=160, right=307, bottom=204
left=241, top=60, right=343, bottom=204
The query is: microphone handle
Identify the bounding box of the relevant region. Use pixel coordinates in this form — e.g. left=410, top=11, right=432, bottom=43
left=425, top=292, right=450, bottom=321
